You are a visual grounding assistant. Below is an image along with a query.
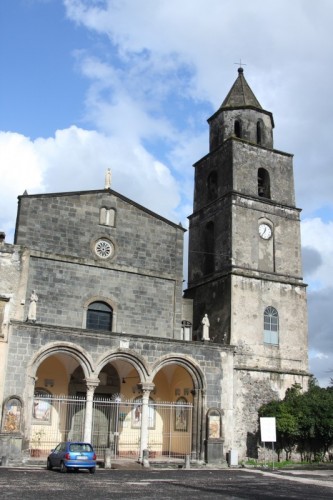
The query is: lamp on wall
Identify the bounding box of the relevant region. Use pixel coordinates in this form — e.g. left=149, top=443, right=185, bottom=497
left=122, top=376, right=139, bottom=384
left=44, top=379, right=54, bottom=388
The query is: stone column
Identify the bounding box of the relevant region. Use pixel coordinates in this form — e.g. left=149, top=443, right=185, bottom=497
left=191, top=388, right=205, bottom=460
left=138, top=383, right=155, bottom=462
left=84, top=379, right=99, bottom=443
left=191, top=389, right=198, bottom=459
left=199, top=389, right=206, bottom=461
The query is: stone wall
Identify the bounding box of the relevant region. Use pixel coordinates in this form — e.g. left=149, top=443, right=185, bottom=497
left=15, top=190, right=184, bottom=278
left=25, top=255, right=180, bottom=337
left=233, top=367, right=309, bottom=459
left=4, top=321, right=231, bottom=406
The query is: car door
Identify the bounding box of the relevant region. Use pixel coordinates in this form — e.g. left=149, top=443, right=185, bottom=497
left=52, top=443, right=64, bottom=467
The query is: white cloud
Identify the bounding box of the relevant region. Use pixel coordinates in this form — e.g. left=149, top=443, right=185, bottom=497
left=301, top=218, right=333, bottom=289
left=0, top=132, right=46, bottom=240
left=0, top=127, right=183, bottom=243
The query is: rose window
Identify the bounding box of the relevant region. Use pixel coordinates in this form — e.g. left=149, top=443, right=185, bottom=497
left=94, top=239, right=113, bottom=259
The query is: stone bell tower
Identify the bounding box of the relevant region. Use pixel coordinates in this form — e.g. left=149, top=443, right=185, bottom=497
left=185, top=68, right=308, bottom=376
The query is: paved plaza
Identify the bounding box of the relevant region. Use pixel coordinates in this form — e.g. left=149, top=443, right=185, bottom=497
left=0, top=466, right=333, bottom=499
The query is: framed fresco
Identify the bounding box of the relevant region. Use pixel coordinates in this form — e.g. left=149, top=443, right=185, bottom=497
left=174, top=397, right=188, bottom=432
left=33, top=389, right=52, bottom=424
left=1, top=397, right=22, bottom=433
left=206, top=408, right=223, bottom=440
left=131, top=397, right=155, bottom=429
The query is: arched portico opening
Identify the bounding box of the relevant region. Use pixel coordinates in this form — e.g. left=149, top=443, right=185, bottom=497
left=151, top=356, right=206, bottom=461
left=27, top=344, right=95, bottom=456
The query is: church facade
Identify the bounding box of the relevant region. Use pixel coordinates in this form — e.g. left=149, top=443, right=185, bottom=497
left=0, top=69, right=309, bottom=465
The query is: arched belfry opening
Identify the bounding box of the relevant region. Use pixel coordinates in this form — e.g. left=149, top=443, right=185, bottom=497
left=207, top=171, right=218, bottom=201
left=258, top=168, right=271, bottom=199
left=256, top=120, right=262, bottom=145
left=234, top=120, right=242, bottom=138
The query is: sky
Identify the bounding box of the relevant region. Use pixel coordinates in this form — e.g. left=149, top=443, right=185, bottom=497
left=1, top=0, right=333, bottom=387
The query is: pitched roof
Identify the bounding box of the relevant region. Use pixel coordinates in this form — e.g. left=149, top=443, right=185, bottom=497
left=220, top=67, right=262, bottom=109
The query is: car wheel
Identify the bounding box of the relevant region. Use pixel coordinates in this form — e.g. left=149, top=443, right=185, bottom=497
left=89, top=467, right=96, bottom=474
left=46, top=459, right=53, bottom=471
left=60, top=461, right=68, bottom=473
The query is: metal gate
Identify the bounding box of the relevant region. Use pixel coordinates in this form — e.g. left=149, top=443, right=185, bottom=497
left=30, top=395, right=192, bottom=461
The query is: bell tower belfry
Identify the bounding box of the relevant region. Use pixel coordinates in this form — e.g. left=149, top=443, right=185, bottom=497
left=185, top=68, right=308, bottom=376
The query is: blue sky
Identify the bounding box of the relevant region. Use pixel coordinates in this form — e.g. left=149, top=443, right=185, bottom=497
left=1, top=0, right=333, bottom=386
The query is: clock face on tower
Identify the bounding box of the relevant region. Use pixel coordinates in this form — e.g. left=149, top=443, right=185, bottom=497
left=258, top=223, right=272, bottom=240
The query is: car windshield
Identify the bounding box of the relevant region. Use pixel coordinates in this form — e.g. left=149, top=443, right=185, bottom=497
left=69, top=444, right=93, bottom=452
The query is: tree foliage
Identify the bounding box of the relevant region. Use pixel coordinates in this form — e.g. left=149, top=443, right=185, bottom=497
left=259, top=379, right=333, bottom=461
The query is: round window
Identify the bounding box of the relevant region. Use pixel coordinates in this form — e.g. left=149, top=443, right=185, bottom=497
left=94, top=239, right=114, bottom=259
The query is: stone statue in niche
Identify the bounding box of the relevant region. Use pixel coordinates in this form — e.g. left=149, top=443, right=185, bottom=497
left=27, top=290, right=38, bottom=322
left=105, top=168, right=112, bottom=189
left=201, top=314, right=210, bottom=341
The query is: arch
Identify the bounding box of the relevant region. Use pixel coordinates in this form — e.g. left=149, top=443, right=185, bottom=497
left=82, top=295, right=117, bottom=331
left=256, top=120, right=262, bottom=145
left=27, top=342, right=95, bottom=381
left=95, top=350, right=150, bottom=383
left=258, top=168, right=271, bottom=199
left=151, top=355, right=206, bottom=460
left=234, top=119, right=242, bottom=138
left=207, top=171, right=218, bottom=201
left=151, top=354, right=206, bottom=391
left=264, top=306, right=279, bottom=345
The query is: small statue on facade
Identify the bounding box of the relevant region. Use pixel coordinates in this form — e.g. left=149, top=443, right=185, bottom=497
left=201, top=314, right=210, bottom=341
left=104, top=168, right=112, bottom=189
left=27, top=290, right=38, bottom=323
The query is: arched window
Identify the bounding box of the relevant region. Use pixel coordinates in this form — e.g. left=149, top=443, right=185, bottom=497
left=258, top=168, right=271, bottom=199
left=234, top=120, right=242, bottom=138
left=256, top=121, right=262, bottom=145
left=87, top=301, right=113, bottom=331
left=99, top=207, right=116, bottom=227
left=264, top=306, right=279, bottom=345
left=207, top=171, right=218, bottom=201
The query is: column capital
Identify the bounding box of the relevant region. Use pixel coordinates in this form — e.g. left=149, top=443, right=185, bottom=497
left=85, top=378, right=99, bottom=392
left=138, top=383, right=155, bottom=395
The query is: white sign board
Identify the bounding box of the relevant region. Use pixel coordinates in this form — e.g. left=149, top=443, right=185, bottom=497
left=260, top=417, right=276, bottom=442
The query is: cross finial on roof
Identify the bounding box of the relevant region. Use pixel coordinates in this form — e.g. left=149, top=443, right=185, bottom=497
left=234, top=59, right=246, bottom=74
left=234, top=59, right=246, bottom=68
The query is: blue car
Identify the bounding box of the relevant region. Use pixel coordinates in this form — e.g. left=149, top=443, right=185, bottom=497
left=47, top=442, right=97, bottom=473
